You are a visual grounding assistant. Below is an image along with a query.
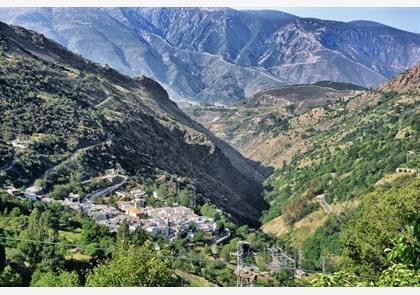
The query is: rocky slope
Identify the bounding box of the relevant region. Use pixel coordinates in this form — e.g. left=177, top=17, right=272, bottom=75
left=0, top=8, right=419, bottom=104
left=184, top=82, right=365, bottom=166
left=0, top=21, right=270, bottom=225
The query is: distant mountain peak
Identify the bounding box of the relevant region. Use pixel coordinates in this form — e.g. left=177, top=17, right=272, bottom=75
left=0, top=7, right=418, bottom=104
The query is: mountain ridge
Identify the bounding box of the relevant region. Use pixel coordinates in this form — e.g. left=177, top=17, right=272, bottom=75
left=0, top=20, right=269, bottom=225
left=0, top=7, right=418, bottom=104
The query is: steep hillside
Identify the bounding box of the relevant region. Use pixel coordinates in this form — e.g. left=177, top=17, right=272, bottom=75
left=260, top=65, right=419, bottom=249
left=0, top=21, right=269, bottom=225
left=246, top=83, right=364, bottom=106
left=184, top=82, right=364, bottom=166
left=0, top=8, right=418, bottom=104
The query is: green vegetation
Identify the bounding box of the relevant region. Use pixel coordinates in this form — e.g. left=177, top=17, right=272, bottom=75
left=340, top=179, right=420, bottom=277
left=85, top=243, right=177, bottom=287
left=300, top=178, right=420, bottom=287
left=0, top=52, right=108, bottom=186
left=311, top=224, right=420, bottom=287
left=0, top=190, right=180, bottom=286
left=263, top=80, right=419, bottom=225
left=0, top=188, right=291, bottom=287
left=1, top=21, right=419, bottom=287
left=259, top=66, right=419, bottom=286
left=313, top=81, right=367, bottom=91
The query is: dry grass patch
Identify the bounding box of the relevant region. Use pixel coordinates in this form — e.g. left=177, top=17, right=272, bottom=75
left=175, top=270, right=218, bottom=287
left=375, top=172, right=410, bottom=186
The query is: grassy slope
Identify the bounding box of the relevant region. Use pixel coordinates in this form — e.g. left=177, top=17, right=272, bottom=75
left=184, top=84, right=364, bottom=167
left=260, top=66, right=419, bottom=253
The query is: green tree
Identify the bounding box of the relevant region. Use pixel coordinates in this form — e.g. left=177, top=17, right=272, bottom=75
left=50, top=184, right=71, bottom=200
left=166, top=197, right=175, bottom=207
left=116, top=219, right=130, bottom=247
left=275, top=269, right=292, bottom=286
left=31, top=270, right=80, bottom=287
left=86, top=243, right=177, bottom=287
left=194, top=231, right=205, bottom=243
left=220, top=245, right=231, bottom=263
left=0, top=265, right=23, bottom=287
left=255, top=252, right=272, bottom=271
left=18, top=208, right=50, bottom=265
left=376, top=264, right=420, bottom=287
left=131, top=227, right=150, bottom=246
left=236, top=225, right=249, bottom=238
left=178, top=189, right=194, bottom=208
left=0, top=243, right=5, bottom=272
left=38, top=230, right=65, bottom=273
left=79, top=219, right=115, bottom=256
left=341, top=179, right=420, bottom=277
left=310, top=271, right=369, bottom=287
left=386, top=211, right=419, bottom=268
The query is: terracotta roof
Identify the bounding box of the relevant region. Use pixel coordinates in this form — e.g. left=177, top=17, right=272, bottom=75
left=126, top=207, right=144, bottom=216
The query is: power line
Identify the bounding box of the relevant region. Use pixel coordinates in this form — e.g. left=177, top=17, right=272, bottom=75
left=0, top=236, right=381, bottom=282
left=0, top=236, right=214, bottom=263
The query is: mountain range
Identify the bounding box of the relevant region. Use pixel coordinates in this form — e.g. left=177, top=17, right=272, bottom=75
left=0, top=7, right=419, bottom=104
left=0, top=20, right=269, bottom=225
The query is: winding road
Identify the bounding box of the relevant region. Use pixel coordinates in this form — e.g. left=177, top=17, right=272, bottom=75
left=210, top=228, right=232, bottom=257
left=84, top=175, right=128, bottom=199
left=40, top=142, right=104, bottom=180
left=0, top=155, right=20, bottom=172
left=316, top=194, right=333, bottom=213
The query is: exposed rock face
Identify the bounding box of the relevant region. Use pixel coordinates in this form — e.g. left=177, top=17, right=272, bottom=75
left=379, top=65, right=420, bottom=93
left=0, top=8, right=419, bottom=104
left=0, top=21, right=270, bottom=226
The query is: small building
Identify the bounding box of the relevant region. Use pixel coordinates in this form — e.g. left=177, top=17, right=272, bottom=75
left=26, top=186, right=42, bottom=195
left=10, top=139, right=30, bottom=149
left=94, top=213, right=108, bottom=222
left=125, top=207, right=145, bottom=218
left=146, top=226, right=159, bottom=236
left=105, top=168, right=117, bottom=175
left=130, top=189, right=146, bottom=198
left=396, top=167, right=417, bottom=174
left=294, top=269, right=308, bottom=279
left=41, top=197, right=54, bottom=203
left=23, top=192, right=39, bottom=201
left=69, top=192, right=80, bottom=201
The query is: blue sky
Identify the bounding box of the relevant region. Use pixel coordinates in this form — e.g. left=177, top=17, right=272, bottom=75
left=238, top=7, right=420, bottom=33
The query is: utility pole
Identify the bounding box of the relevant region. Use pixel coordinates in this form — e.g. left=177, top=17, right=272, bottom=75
left=322, top=256, right=326, bottom=274
left=236, top=241, right=254, bottom=287
left=236, top=241, right=246, bottom=287
left=268, top=247, right=296, bottom=279
left=298, top=249, right=302, bottom=269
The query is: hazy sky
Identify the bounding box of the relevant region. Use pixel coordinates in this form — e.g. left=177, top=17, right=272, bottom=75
left=239, top=7, right=420, bottom=33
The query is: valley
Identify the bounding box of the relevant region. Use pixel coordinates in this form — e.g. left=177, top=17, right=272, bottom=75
left=184, top=82, right=365, bottom=166
left=0, top=12, right=419, bottom=288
